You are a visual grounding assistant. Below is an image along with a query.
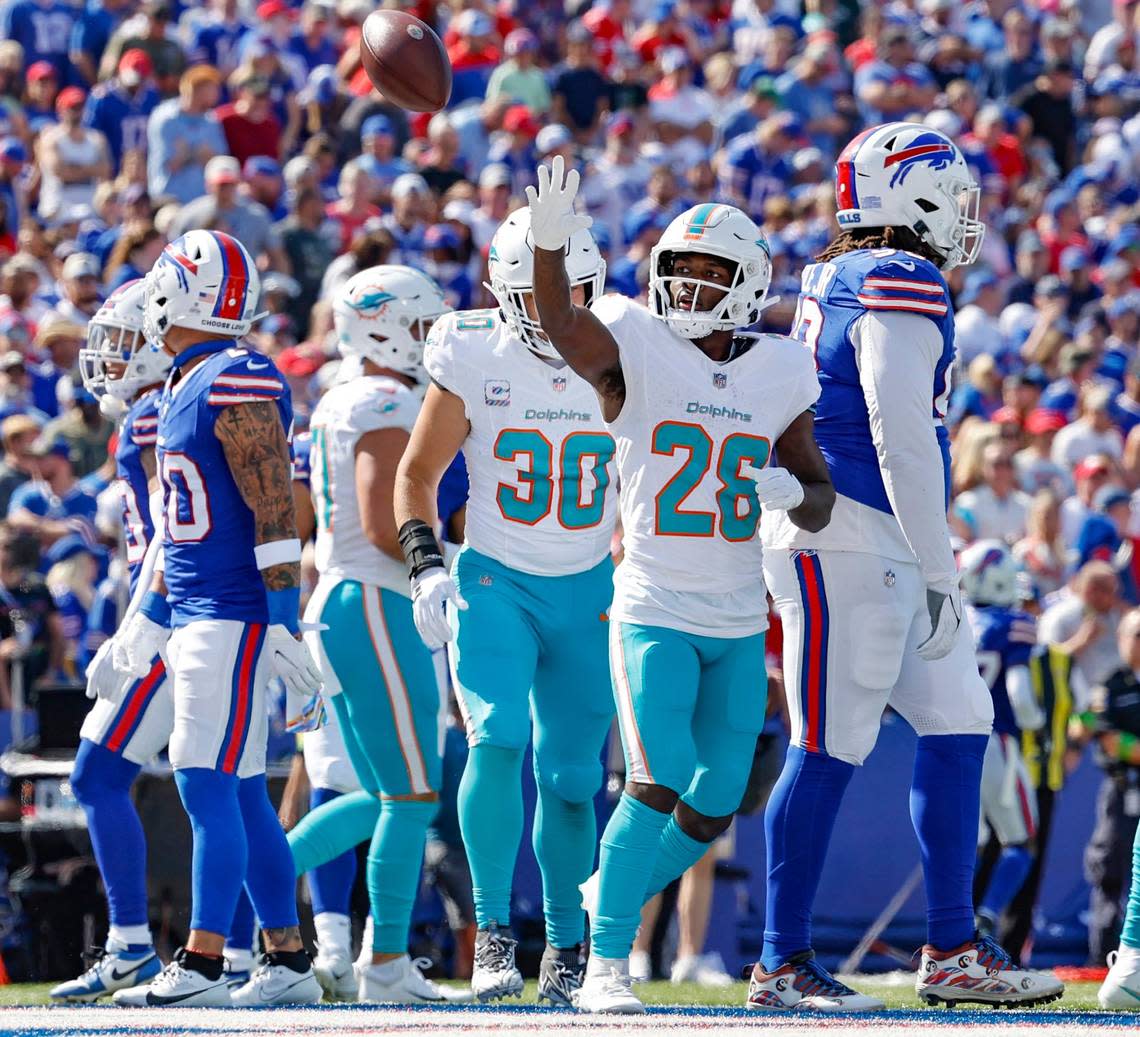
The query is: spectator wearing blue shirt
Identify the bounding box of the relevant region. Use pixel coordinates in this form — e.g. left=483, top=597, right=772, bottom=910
left=288, top=4, right=338, bottom=75
left=1112, top=359, right=1140, bottom=437
left=717, top=75, right=780, bottom=149
left=854, top=26, right=937, bottom=125
left=981, top=9, right=1043, bottom=101
left=379, top=173, right=430, bottom=268
left=1076, top=487, right=1138, bottom=603
left=0, top=138, right=26, bottom=245
left=0, top=354, right=50, bottom=428
left=486, top=105, right=541, bottom=199
left=355, top=115, right=411, bottom=206
left=28, top=320, right=84, bottom=421
left=6, top=436, right=98, bottom=546
left=185, top=0, right=248, bottom=78
left=146, top=64, right=227, bottom=205
left=424, top=224, right=473, bottom=311
left=718, top=113, right=801, bottom=221
left=775, top=41, right=850, bottom=158
left=608, top=209, right=667, bottom=298
left=0, top=0, right=76, bottom=84
left=68, top=0, right=131, bottom=86
left=82, top=48, right=158, bottom=172
left=621, top=164, right=688, bottom=253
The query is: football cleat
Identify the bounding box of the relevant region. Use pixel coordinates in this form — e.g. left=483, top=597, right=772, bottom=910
left=223, top=950, right=255, bottom=991
left=229, top=952, right=323, bottom=1006
left=313, top=948, right=359, bottom=1003
left=538, top=944, right=586, bottom=1008
left=113, top=947, right=231, bottom=1007
left=915, top=934, right=1064, bottom=1008
left=746, top=952, right=884, bottom=1011
left=1099, top=946, right=1140, bottom=1009
left=575, top=957, right=645, bottom=1014
left=471, top=923, right=524, bottom=1002
left=359, top=954, right=472, bottom=1004
left=672, top=951, right=734, bottom=987
left=50, top=942, right=161, bottom=1002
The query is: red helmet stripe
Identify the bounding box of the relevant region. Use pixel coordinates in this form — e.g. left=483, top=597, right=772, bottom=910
left=882, top=143, right=954, bottom=168
left=211, top=232, right=249, bottom=322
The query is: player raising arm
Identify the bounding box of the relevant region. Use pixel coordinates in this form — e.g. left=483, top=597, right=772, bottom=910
left=529, top=157, right=833, bottom=1014
left=112, top=231, right=323, bottom=1008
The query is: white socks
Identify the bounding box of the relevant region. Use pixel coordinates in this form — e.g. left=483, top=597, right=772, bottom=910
left=315, top=911, right=353, bottom=960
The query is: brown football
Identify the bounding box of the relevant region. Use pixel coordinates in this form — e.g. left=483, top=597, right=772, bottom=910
left=359, top=10, right=452, bottom=113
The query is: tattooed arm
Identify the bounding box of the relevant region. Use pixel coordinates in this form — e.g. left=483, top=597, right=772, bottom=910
left=214, top=400, right=300, bottom=592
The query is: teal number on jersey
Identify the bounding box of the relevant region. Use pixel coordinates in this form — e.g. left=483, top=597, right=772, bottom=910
left=652, top=421, right=771, bottom=540
left=310, top=426, right=333, bottom=532
left=652, top=422, right=715, bottom=536
left=559, top=432, right=615, bottom=529
left=494, top=428, right=614, bottom=528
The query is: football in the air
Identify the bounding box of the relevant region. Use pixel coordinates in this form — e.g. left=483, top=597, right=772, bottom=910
left=360, top=10, right=452, bottom=113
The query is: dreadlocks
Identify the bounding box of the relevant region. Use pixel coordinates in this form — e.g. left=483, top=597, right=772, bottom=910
left=816, top=225, right=945, bottom=267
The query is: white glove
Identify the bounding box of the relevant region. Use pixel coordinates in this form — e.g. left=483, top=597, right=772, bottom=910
left=411, top=568, right=468, bottom=650
left=916, top=579, right=962, bottom=661
left=741, top=463, right=805, bottom=512
left=524, top=154, right=593, bottom=251
left=113, top=613, right=170, bottom=677
left=85, top=638, right=122, bottom=701
left=266, top=623, right=323, bottom=702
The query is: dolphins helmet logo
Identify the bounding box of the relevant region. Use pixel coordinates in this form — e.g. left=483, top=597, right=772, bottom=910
left=883, top=132, right=956, bottom=188
left=348, top=284, right=397, bottom=320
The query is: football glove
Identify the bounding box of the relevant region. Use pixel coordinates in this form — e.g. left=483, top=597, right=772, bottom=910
left=266, top=624, right=323, bottom=702
left=741, top=463, right=805, bottom=512
left=113, top=613, right=170, bottom=677
left=525, top=155, right=593, bottom=251
left=85, top=638, right=123, bottom=701
left=916, top=579, right=962, bottom=661
left=411, top=568, right=467, bottom=649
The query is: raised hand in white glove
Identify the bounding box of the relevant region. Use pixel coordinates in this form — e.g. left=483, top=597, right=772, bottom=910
left=740, top=463, right=805, bottom=512
left=113, top=613, right=170, bottom=677
left=916, top=578, right=962, bottom=661
left=411, top=568, right=468, bottom=650
left=524, top=154, right=593, bottom=251
left=85, top=638, right=123, bottom=701
left=266, top=624, right=323, bottom=701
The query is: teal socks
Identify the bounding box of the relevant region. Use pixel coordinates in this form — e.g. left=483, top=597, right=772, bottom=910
left=591, top=793, right=670, bottom=959
left=533, top=782, right=596, bottom=949
left=368, top=798, right=436, bottom=953
left=288, top=789, right=381, bottom=876
left=459, top=744, right=525, bottom=929
left=642, top=816, right=707, bottom=901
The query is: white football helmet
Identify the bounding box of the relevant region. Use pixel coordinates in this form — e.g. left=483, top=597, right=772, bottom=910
left=648, top=204, right=773, bottom=339
left=959, top=539, right=1020, bottom=608
left=79, top=280, right=172, bottom=407
left=332, top=264, right=450, bottom=386
left=143, top=229, right=262, bottom=344
left=487, top=205, right=605, bottom=360
left=834, top=122, right=985, bottom=271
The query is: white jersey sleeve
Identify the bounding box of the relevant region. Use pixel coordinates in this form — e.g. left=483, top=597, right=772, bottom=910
left=424, top=310, right=471, bottom=411
left=852, top=310, right=958, bottom=588
left=310, top=376, right=418, bottom=593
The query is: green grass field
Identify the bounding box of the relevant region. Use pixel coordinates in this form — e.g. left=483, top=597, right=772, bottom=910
left=0, top=977, right=1107, bottom=1012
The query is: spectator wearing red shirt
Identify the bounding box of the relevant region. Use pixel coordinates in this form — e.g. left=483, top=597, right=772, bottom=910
left=216, top=74, right=282, bottom=166
left=325, top=162, right=381, bottom=254
left=1039, top=191, right=1091, bottom=274
left=631, top=2, right=689, bottom=65
left=583, top=0, right=630, bottom=71
left=963, top=104, right=1027, bottom=193
left=447, top=9, right=502, bottom=105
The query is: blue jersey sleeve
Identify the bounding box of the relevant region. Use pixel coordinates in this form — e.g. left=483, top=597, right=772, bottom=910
left=838, top=252, right=950, bottom=321
left=206, top=351, right=288, bottom=409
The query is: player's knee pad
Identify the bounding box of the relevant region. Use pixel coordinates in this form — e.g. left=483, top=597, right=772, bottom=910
left=70, top=739, right=138, bottom=806
left=534, top=757, right=602, bottom=806
left=675, top=800, right=732, bottom=844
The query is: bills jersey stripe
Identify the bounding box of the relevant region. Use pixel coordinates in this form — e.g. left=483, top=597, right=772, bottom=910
left=218, top=623, right=264, bottom=774
left=207, top=392, right=282, bottom=405
left=214, top=375, right=283, bottom=390
left=103, top=658, right=165, bottom=753
left=856, top=295, right=948, bottom=315
left=861, top=278, right=945, bottom=295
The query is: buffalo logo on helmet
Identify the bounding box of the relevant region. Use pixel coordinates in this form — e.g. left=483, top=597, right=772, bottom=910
left=347, top=284, right=397, bottom=319
left=882, top=132, right=955, bottom=188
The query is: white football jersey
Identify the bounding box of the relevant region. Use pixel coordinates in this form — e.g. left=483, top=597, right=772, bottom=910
left=310, top=374, right=419, bottom=593
left=425, top=309, right=617, bottom=577
left=594, top=295, right=820, bottom=638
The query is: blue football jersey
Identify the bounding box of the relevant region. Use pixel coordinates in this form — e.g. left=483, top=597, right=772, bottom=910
left=794, top=248, right=955, bottom=515
left=967, top=604, right=1037, bottom=737
left=117, top=389, right=159, bottom=590
left=158, top=345, right=293, bottom=626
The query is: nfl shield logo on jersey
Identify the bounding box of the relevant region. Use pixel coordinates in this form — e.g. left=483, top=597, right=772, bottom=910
left=484, top=379, right=510, bottom=406
left=553, top=376, right=567, bottom=392
left=713, top=371, right=727, bottom=389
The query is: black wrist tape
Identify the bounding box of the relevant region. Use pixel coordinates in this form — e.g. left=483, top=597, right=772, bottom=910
left=398, top=519, right=445, bottom=579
